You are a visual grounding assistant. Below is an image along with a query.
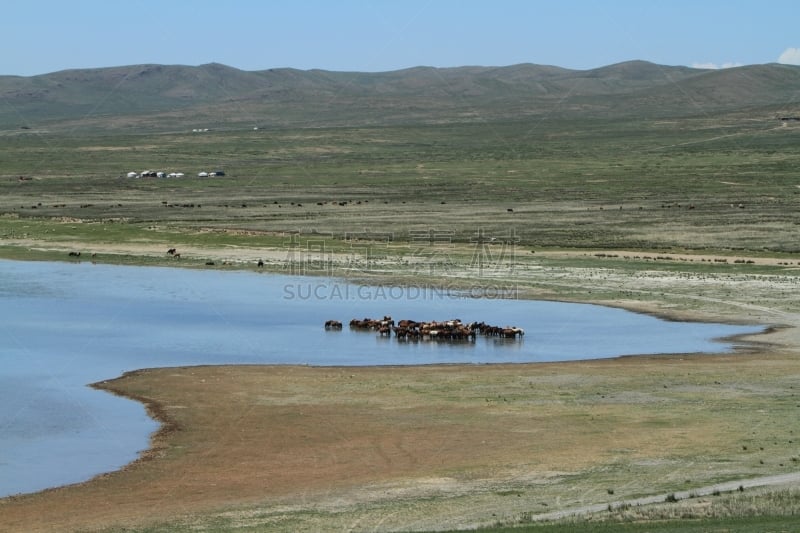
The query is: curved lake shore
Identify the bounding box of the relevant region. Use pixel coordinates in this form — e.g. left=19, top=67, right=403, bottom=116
left=0, top=255, right=792, bottom=524
left=4, top=352, right=800, bottom=533
left=0, top=258, right=767, bottom=498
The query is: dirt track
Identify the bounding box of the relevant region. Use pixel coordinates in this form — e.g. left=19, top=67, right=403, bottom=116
left=530, top=472, right=800, bottom=522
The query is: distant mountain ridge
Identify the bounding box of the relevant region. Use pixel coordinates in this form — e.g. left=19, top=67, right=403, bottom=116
left=1, top=60, right=798, bottom=131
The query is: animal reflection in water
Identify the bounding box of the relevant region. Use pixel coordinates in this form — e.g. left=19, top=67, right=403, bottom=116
left=328, top=316, right=524, bottom=342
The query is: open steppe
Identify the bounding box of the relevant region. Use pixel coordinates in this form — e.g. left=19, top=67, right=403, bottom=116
left=2, top=61, right=800, bottom=531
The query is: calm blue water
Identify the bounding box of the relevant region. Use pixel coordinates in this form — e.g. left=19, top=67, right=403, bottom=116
left=0, top=259, right=763, bottom=497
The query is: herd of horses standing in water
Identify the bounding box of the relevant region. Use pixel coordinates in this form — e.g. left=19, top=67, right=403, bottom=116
left=324, top=316, right=524, bottom=341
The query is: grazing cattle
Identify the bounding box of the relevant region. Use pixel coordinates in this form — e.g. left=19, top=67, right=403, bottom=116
left=324, top=320, right=343, bottom=330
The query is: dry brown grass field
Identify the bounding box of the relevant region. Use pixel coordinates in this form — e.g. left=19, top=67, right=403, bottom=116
left=1, top=349, right=799, bottom=532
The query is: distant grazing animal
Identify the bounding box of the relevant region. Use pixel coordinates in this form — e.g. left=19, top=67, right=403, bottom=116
left=324, top=320, right=343, bottom=330
left=502, top=327, right=525, bottom=339
left=257, top=259, right=264, bottom=268
left=68, top=251, right=81, bottom=257
left=167, top=248, right=177, bottom=255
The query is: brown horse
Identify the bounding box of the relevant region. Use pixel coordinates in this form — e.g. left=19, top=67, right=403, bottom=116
left=324, top=320, right=343, bottom=330
left=502, top=327, right=525, bottom=338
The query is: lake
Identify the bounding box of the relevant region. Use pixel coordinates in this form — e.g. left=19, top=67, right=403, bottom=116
left=0, top=259, right=763, bottom=497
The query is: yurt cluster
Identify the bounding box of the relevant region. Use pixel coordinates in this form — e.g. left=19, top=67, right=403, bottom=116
left=124, top=169, right=226, bottom=179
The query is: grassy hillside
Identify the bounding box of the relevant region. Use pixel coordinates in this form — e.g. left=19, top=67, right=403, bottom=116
left=2, top=61, right=799, bottom=132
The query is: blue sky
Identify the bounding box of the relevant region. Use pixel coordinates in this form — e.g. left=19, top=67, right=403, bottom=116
left=4, top=0, right=800, bottom=76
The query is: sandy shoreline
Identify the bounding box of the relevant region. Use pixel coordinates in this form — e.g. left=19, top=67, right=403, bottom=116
left=5, top=350, right=800, bottom=532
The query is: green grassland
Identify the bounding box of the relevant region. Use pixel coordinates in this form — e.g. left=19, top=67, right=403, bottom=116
left=2, top=114, right=800, bottom=256
left=2, top=74, right=800, bottom=532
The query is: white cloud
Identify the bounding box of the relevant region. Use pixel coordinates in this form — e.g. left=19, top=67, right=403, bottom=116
left=691, top=61, right=743, bottom=70
left=778, top=47, right=800, bottom=65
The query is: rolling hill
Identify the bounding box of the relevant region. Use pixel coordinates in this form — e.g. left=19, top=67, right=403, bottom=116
left=1, top=60, right=798, bottom=132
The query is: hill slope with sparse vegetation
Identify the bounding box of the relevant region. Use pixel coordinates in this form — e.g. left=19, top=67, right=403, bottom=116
left=2, top=61, right=799, bottom=132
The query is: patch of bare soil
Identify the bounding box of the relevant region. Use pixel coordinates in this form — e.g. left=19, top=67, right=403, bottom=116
left=2, top=346, right=799, bottom=532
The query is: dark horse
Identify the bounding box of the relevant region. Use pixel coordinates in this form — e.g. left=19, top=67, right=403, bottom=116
left=324, top=320, right=343, bottom=330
